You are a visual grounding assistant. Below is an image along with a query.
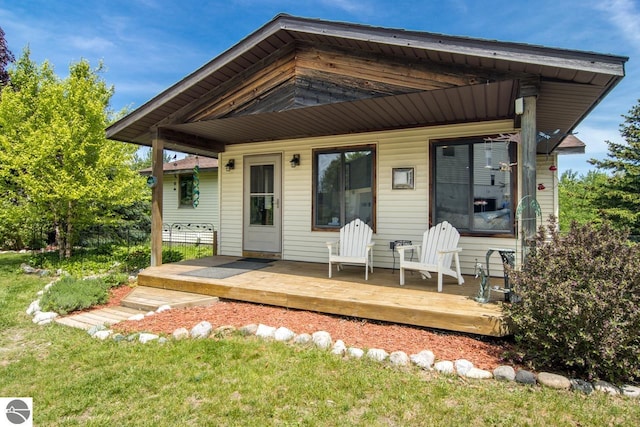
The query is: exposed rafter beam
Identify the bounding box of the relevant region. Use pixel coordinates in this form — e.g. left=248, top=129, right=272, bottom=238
left=156, top=128, right=226, bottom=154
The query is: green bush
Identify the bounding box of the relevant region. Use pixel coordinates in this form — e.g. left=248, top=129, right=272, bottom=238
left=115, top=246, right=183, bottom=272
left=505, top=217, right=640, bottom=383
left=40, top=276, right=111, bottom=315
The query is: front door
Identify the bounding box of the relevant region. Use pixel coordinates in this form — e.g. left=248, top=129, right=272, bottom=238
left=243, top=154, right=282, bottom=255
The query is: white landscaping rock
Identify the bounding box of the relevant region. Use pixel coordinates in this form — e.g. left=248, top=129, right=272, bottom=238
left=26, top=300, right=40, bottom=316
left=190, top=321, right=213, bottom=339
left=454, top=359, right=474, bottom=376
left=312, top=331, right=333, bottom=349
left=293, top=333, right=312, bottom=345
left=389, top=351, right=410, bottom=366
left=464, top=368, right=493, bottom=379
left=256, top=324, right=277, bottom=339
left=94, top=330, right=112, bottom=340
left=410, top=350, right=435, bottom=370
left=172, top=328, right=190, bottom=340
left=139, top=333, right=159, bottom=343
left=32, top=311, right=57, bottom=324
left=347, top=347, right=364, bottom=359
left=366, top=348, right=389, bottom=362
left=156, top=305, right=172, bottom=313
left=434, top=360, right=455, bottom=375
left=274, top=327, right=295, bottom=342
left=331, top=340, right=347, bottom=355
left=621, top=385, right=640, bottom=398
left=593, top=381, right=620, bottom=395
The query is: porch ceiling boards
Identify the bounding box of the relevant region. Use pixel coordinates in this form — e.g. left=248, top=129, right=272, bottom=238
left=137, top=257, right=510, bottom=337
left=106, top=14, right=627, bottom=157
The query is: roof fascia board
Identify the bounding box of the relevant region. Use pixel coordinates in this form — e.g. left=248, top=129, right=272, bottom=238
left=278, top=15, right=627, bottom=76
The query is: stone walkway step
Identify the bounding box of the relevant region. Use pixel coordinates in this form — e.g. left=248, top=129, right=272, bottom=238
left=120, top=286, right=218, bottom=311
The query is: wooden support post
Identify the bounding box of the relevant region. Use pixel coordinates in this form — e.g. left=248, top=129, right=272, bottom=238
left=520, top=93, right=538, bottom=255
left=150, top=129, right=164, bottom=267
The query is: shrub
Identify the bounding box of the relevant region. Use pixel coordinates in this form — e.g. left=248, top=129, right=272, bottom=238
left=505, top=217, right=640, bottom=383
left=40, top=276, right=111, bottom=315
left=115, top=246, right=183, bottom=272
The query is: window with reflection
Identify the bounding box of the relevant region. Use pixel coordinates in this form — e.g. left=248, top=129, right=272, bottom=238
left=179, top=175, right=194, bottom=207
left=314, top=146, right=375, bottom=229
left=432, top=138, right=516, bottom=234
left=249, top=164, right=275, bottom=226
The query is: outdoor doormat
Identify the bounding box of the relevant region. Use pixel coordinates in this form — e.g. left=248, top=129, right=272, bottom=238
left=180, top=259, right=274, bottom=280
left=237, top=257, right=277, bottom=263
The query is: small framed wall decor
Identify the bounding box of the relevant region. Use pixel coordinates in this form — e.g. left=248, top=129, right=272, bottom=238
left=392, top=167, right=414, bottom=190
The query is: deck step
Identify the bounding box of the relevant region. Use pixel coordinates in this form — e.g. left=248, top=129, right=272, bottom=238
left=55, top=306, right=142, bottom=330
left=120, top=286, right=219, bottom=311
left=55, top=286, right=218, bottom=331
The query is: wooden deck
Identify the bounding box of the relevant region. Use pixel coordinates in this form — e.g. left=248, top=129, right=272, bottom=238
left=138, top=256, right=511, bottom=337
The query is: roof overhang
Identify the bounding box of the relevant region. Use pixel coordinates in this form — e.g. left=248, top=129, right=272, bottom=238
left=106, top=14, right=627, bottom=156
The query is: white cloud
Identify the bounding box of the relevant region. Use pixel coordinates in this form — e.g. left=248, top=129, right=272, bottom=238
left=573, top=123, right=623, bottom=154
left=320, top=0, right=371, bottom=14
left=594, top=0, right=640, bottom=51
left=66, top=36, right=115, bottom=52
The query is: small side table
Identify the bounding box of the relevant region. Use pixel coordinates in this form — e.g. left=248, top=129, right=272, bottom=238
left=485, top=248, right=516, bottom=302
left=391, top=240, right=412, bottom=273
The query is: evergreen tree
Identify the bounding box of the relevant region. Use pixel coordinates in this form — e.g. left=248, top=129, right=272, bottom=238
left=0, top=26, right=15, bottom=86
left=589, top=100, right=640, bottom=236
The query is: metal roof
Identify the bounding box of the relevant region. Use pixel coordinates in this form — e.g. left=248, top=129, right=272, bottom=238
left=106, top=14, right=627, bottom=155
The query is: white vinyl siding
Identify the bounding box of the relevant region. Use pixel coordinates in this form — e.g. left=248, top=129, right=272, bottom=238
left=218, top=120, right=559, bottom=276
left=162, top=170, right=219, bottom=235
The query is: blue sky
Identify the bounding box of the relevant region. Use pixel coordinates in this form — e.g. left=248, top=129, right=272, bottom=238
left=2, top=0, right=639, bottom=175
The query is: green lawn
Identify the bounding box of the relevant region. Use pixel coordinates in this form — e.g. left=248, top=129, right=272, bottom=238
left=1, top=253, right=639, bottom=426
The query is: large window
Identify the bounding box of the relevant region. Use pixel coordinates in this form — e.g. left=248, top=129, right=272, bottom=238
left=432, top=138, right=516, bottom=234
left=314, top=146, right=375, bottom=229
left=179, top=174, right=194, bottom=207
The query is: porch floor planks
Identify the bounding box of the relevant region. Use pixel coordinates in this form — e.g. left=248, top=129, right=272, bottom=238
left=138, top=257, right=509, bottom=336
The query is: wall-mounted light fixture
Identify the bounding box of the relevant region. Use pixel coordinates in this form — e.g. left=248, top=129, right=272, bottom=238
left=290, top=154, right=300, bottom=168
left=225, top=159, right=235, bottom=171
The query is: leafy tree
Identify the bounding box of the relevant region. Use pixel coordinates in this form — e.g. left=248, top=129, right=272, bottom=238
left=558, top=170, right=608, bottom=231
left=0, top=26, right=14, bottom=86
left=0, top=50, right=147, bottom=256
left=589, top=100, right=640, bottom=235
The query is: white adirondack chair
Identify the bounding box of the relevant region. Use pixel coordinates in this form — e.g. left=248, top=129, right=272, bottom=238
left=326, top=218, right=375, bottom=280
left=396, top=221, right=464, bottom=292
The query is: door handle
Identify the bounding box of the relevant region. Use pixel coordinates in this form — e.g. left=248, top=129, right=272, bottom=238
left=275, top=198, right=280, bottom=208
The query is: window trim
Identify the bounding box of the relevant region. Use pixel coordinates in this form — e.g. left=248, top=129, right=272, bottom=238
left=430, top=136, right=517, bottom=237
left=312, top=144, right=376, bottom=232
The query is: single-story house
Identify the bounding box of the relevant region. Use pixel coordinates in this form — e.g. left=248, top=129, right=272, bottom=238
left=107, top=14, right=627, bottom=276
left=140, top=156, right=219, bottom=245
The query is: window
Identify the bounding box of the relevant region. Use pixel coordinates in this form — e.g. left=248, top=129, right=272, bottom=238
left=314, top=146, right=375, bottom=229
left=249, top=164, right=274, bottom=226
left=432, top=138, right=516, bottom=234
left=179, top=174, right=194, bottom=207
